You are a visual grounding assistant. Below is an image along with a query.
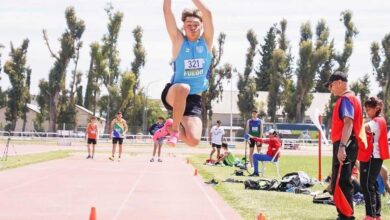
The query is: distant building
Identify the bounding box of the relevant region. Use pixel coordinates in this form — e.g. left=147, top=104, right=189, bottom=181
left=0, top=104, right=105, bottom=133
left=0, top=103, right=48, bottom=132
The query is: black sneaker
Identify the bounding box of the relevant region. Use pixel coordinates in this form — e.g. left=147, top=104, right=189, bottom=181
left=249, top=173, right=259, bottom=177
left=205, top=179, right=219, bottom=185
left=86, top=155, right=91, bottom=159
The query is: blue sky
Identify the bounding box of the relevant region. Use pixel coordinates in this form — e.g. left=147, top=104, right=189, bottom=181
left=1, top=0, right=390, bottom=99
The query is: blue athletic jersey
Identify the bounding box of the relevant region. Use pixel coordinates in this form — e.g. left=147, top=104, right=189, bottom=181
left=248, top=118, right=262, bottom=137
left=149, top=123, right=164, bottom=135
left=171, top=37, right=212, bottom=94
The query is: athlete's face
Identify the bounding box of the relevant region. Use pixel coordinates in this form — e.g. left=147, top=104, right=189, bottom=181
left=251, top=112, right=257, bottom=118
left=116, top=113, right=122, bottom=119
left=183, top=16, right=202, bottom=41
left=365, top=106, right=378, bottom=119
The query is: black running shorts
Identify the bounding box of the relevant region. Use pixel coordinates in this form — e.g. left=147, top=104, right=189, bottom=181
left=161, top=83, right=202, bottom=118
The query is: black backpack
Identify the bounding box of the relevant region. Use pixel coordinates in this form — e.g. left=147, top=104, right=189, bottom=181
left=244, top=179, right=260, bottom=190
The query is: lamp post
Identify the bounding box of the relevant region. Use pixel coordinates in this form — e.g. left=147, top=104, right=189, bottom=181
left=229, top=72, right=238, bottom=141
left=143, top=80, right=160, bottom=134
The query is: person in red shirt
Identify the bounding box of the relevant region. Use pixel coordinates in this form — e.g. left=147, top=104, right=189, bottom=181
left=85, top=116, right=99, bottom=159
left=326, top=71, right=366, bottom=220
left=248, top=129, right=281, bottom=176
left=358, top=97, right=389, bottom=220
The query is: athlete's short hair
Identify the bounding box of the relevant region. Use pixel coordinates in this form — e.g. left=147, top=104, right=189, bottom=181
left=181, top=8, right=202, bottom=22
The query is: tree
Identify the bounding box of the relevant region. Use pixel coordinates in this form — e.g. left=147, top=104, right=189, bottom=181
left=36, top=80, right=50, bottom=131
left=131, top=25, right=146, bottom=93
left=314, top=20, right=334, bottom=92
left=3, top=39, right=31, bottom=131
left=255, top=25, right=277, bottom=91
left=100, top=4, right=123, bottom=133
left=201, top=33, right=232, bottom=134
left=371, top=33, right=390, bottom=119
left=323, top=11, right=358, bottom=127
left=350, top=74, right=370, bottom=110
left=293, top=22, right=330, bottom=122
left=84, top=42, right=107, bottom=114
left=42, top=7, right=85, bottom=132
left=334, top=10, right=359, bottom=73
left=237, top=30, right=258, bottom=121
left=0, top=44, right=6, bottom=108
left=268, top=19, right=292, bottom=122
left=267, top=49, right=287, bottom=122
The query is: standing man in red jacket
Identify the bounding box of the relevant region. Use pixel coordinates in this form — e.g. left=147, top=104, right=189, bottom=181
left=326, top=71, right=367, bottom=220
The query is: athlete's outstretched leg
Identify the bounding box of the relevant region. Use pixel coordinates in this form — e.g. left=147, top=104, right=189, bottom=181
left=179, top=116, right=202, bottom=147
left=165, top=83, right=190, bottom=146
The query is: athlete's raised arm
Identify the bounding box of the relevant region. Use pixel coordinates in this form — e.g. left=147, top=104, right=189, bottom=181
left=192, top=0, right=213, bottom=50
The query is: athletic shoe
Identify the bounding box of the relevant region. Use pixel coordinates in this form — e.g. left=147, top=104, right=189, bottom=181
left=118, top=158, right=121, bottom=162
left=109, top=156, right=114, bottom=161
left=157, top=158, right=162, bottom=162
left=150, top=158, right=154, bottom=162
left=167, top=131, right=179, bottom=147
left=153, top=118, right=173, bottom=141
left=86, top=155, right=91, bottom=159
left=361, top=216, right=376, bottom=220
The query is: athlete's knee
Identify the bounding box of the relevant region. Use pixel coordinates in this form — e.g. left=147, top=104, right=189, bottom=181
left=187, top=137, right=200, bottom=147
left=174, top=84, right=190, bottom=96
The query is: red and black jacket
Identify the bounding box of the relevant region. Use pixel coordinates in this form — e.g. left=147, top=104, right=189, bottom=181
left=358, top=116, right=390, bottom=162
left=331, top=92, right=367, bottom=151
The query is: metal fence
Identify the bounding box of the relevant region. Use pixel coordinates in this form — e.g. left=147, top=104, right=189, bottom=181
left=0, top=131, right=330, bottom=147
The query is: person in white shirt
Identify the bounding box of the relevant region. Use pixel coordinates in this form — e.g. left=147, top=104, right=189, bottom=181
left=208, top=120, right=225, bottom=161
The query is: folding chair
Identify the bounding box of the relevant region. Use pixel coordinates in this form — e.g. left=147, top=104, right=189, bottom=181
left=260, top=148, right=281, bottom=178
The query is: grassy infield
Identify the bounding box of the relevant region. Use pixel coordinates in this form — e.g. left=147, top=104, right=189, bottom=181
left=1, top=147, right=390, bottom=220
left=189, top=154, right=390, bottom=220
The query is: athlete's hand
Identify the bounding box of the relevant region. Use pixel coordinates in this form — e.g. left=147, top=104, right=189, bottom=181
left=337, top=146, right=347, bottom=164
left=244, top=133, right=250, bottom=141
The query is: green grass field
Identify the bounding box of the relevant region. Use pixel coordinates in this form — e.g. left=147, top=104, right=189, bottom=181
left=0, top=150, right=71, bottom=171
left=189, top=154, right=390, bottom=220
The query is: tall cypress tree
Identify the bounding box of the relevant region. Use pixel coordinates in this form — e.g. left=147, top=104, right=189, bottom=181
left=0, top=44, right=6, bottom=108
left=131, top=25, right=146, bottom=94
left=100, top=4, right=123, bottom=133
left=371, top=33, right=390, bottom=120
left=237, top=30, right=258, bottom=122
left=201, top=33, right=232, bottom=134
left=255, top=26, right=277, bottom=91
left=42, top=7, right=85, bottom=132
left=3, top=39, right=31, bottom=131
left=293, top=22, right=330, bottom=122
left=84, top=42, right=107, bottom=114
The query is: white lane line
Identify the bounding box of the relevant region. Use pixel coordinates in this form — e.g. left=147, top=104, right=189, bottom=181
left=190, top=165, right=226, bottom=220
left=111, top=161, right=150, bottom=220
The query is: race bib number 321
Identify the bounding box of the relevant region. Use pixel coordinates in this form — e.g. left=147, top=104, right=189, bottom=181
left=184, top=58, right=205, bottom=77
left=184, top=59, right=204, bottom=70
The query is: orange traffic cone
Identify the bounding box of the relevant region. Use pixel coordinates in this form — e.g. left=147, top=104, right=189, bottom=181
left=257, top=213, right=266, bottom=220
left=194, top=168, right=198, bottom=176
left=89, top=207, right=96, bottom=220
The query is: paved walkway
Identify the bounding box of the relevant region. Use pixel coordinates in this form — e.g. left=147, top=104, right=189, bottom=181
left=0, top=154, right=241, bottom=220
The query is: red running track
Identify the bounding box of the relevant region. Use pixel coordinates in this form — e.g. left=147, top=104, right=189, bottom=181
left=0, top=154, right=241, bottom=220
